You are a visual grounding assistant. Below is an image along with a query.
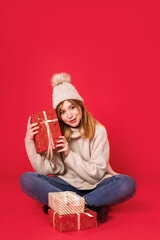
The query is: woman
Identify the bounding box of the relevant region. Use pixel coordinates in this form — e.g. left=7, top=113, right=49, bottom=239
left=19, top=73, right=136, bottom=222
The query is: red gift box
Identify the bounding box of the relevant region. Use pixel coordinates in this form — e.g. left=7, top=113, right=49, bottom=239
left=49, top=208, right=97, bottom=232
left=31, top=109, right=62, bottom=157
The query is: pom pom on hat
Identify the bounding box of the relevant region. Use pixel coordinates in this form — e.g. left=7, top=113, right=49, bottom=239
left=51, top=73, right=71, bottom=88
left=51, top=72, right=84, bottom=109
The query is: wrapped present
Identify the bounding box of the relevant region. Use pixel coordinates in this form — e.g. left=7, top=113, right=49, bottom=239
left=31, top=109, right=62, bottom=158
left=49, top=208, right=97, bottom=232
left=48, top=191, right=85, bottom=215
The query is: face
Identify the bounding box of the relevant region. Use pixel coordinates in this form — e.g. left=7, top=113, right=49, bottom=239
left=60, top=100, right=82, bottom=127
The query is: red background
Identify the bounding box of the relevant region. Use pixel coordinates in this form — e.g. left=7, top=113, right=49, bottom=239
left=1, top=0, right=160, bottom=239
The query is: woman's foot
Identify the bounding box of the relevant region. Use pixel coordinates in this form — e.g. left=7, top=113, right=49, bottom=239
left=86, top=205, right=109, bottom=223
left=43, top=205, right=50, bottom=214
left=96, top=206, right=109, bottom=223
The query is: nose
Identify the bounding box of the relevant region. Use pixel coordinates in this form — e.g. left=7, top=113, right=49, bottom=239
left=66, top=110, right=72, bottom=119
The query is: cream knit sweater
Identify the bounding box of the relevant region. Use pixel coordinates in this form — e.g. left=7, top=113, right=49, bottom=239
left=25, top=124, right=118, bottom=190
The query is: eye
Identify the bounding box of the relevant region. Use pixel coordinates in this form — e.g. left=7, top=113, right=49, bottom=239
left=71, top=105, right=75, bottom=110
left=60, top=110, right=65, bottom=115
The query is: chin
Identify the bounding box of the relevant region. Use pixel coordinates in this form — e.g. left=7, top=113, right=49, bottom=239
left=69, top=123, right=79, bottom=128
left=69, top=120, right=80, bottom=128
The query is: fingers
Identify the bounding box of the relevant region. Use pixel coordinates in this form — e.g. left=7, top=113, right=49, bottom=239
left=56, top=145, right=67, bottom=153
left=54, top=136, right=68, bottom=153
left=56, top=148, right=65, bottom=153
left=54, top=137, right=66, bottom=148
left=30, top=125, right=41, bottom=136
left=27, top=116, right=40, bottom=128
left=57, top=136, right=66, bottom=141
left=52, top=136, right=70, bottom=156
left=27, top=116, right=31, bottom=125
left=28, top=122, right=40, bottom=130
left=32, top=126, right=41, bottom=131
left=54, top=139, right=66, bottom=148
left=32, top=130, right=39, bottom=135
left=26, top=123, right=41, bottom=139
left=27, top=116, right=32, bottom=128
left=56, top=139, right=66, bottom=144
left=58, top=136, right=65, bottom=139
left=27, top=117, right=38, bottom=126
left=31, top=122, right=40, bottom=128
left=55, top=137, right=67, bottom=148
left=55, top=143, right=64, bottom=148
left=56, top=147, right=70, bottom=156
left=26, top=117, right=41, bottom=140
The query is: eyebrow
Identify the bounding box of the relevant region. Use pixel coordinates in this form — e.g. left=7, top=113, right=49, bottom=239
left=60, top=103, right=73, bottom=111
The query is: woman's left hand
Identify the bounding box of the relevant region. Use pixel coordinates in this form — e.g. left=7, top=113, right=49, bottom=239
left=54, top=136, right=70, bottom=156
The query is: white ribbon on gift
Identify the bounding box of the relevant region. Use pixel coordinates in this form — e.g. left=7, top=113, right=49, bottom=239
left=53, top=211, right=56, bottom=228
left=38, top=111, right=58, bottom=159
left=77, top=212, right=94, bottom=230
left=77, top=213, right=80, bottom=230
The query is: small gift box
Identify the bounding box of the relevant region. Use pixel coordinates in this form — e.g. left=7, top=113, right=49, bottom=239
left=48, top=191, right=85, bottom=215
left=49, top=208, right=97, bottom=232
left=31, top=109, right=62, bottom=158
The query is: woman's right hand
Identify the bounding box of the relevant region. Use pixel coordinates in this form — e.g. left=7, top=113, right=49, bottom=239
left=25, top=116, right=41, bottom=140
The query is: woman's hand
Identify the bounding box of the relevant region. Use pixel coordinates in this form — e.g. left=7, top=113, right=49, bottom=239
left=54, top=136, right=70, bottom=156
left=25, top=116, right=41, bottom=140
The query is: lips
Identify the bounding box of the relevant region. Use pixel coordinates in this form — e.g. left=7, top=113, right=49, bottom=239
left=69, top=118, right=76, bottom=123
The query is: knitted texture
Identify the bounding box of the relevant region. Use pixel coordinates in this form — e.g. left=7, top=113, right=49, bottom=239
left=25, top=124, right=118, bottom=190
left=51, top=73, right=84, bottom=109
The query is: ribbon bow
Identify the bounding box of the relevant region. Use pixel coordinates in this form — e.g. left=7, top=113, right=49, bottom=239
left=62, top=192, right=80, bottom=207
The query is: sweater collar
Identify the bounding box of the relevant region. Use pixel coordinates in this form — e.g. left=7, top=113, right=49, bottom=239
left=70, top=127, right=82, bottom=139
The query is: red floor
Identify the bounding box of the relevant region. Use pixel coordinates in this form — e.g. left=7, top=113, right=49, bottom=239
left=0, top=176, right=159, bottom=240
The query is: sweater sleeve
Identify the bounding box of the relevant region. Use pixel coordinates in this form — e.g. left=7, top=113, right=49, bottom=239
left=25, top=138, right=65, bottom=175
left=64, top=126, right=110, bottom=184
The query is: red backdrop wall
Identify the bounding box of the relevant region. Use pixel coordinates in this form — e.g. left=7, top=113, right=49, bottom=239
left=1, top=0, right=160, bottom=186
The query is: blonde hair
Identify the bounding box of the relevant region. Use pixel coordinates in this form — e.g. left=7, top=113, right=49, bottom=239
left=56, top=100, right=102, bottom=141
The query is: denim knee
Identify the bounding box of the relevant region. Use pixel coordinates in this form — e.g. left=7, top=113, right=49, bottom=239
left=115, top=174, right=137, bottom=196
left=19, top=172, right=37, bottom=191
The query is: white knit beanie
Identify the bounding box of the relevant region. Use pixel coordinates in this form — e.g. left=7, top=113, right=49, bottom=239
left=51, top=73, right=84, bottom=109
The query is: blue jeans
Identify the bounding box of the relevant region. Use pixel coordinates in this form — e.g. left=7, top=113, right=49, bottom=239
left=19, top=172, right=136, bottom=207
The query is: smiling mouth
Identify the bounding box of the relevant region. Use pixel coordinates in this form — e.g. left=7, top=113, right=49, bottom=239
left=69, top=118, right=76, bottom=123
